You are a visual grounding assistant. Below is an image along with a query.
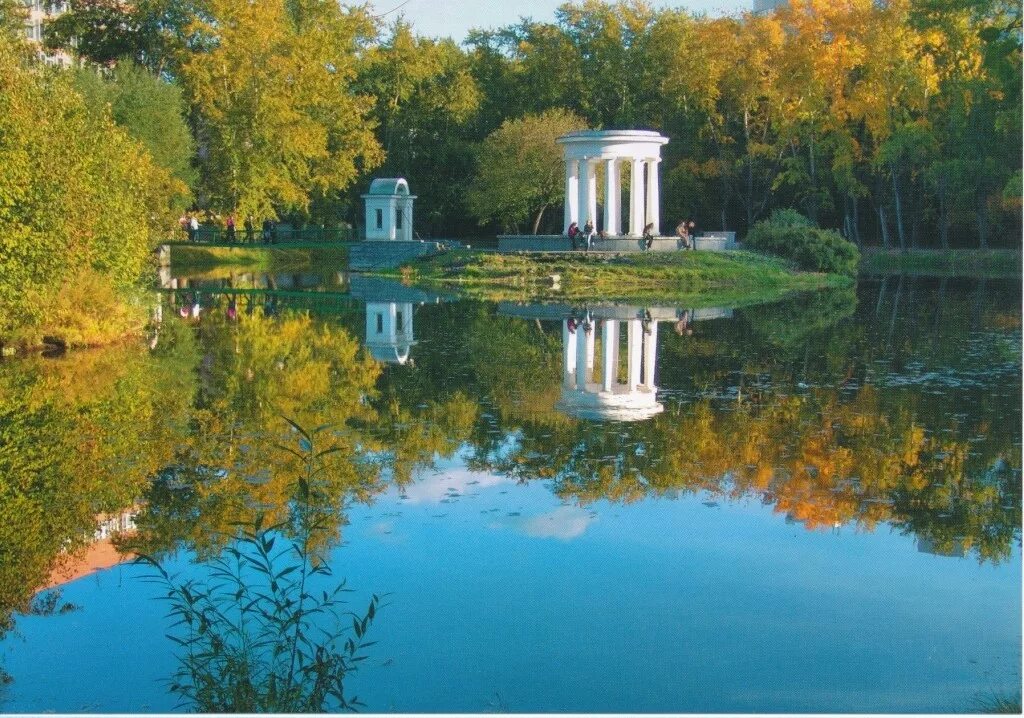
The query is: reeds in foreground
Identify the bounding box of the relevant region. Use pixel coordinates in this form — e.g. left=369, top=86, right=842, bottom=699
left=139, top=420, right=384, bottom=712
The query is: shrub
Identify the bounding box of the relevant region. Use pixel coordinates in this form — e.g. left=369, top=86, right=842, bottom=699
left=746, top=213, right=860, bottom=276
left=20, top=269, right=148, bottom=349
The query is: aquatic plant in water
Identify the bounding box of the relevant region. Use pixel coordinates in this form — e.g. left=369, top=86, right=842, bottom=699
left=139, top=420, right=384, bottom=712
left=973, top=690, right=1023, bottom=714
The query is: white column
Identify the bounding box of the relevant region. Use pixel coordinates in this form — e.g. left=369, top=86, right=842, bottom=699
left=400, top=302, right=414, bottom=342
left=587, top=161, right=598, bottom=227
left=386, top=303, right=397, bottom=342
left=562, top=320, right=577, bottom=388
left=626, top=319, right=642, bottom=390
left=602, top=320, right=618, bottom=392
left=564, top=159, right=579, bottom=232
left=629, top=159, right=645, bottom=236
left=642, top=321, right=658, bottom=390
left=604, top=159, right=619, bottom=236
left=585, top=323, right=596, bottom=371
left=577, top=159, right=590, bottom=231
left=611, top=319, right=620, bottom=382
left=646, top=159, right=661, bottom=236
left=576, top=324, right=589, bottom=390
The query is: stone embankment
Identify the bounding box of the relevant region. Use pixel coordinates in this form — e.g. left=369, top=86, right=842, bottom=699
left=497, top=233, right=737, bottom=252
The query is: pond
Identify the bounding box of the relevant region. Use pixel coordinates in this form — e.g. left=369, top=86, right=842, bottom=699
left=0, top=270, right=1020, bottom=713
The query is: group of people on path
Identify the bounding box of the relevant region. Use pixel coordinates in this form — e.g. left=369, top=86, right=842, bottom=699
left=566, top=218, right=697, bottom=251
left=180, top=213, right=276, bottom=244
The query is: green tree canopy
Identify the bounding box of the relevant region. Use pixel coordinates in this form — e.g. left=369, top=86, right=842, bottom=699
left=44, top=0, right=202, bottom=73
left=180, top=0, right=383, bottom=219
left=73, top=62, right=197, bottom=195
left=353, top=21, right=482, bottom=234
left=466, top=108, right=587, bottom=234
left=0, top=35, right=187, bottom=345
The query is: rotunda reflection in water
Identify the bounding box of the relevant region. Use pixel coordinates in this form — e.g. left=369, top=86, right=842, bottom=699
left=558, top=313, right=664, bottom=421
left=492, top=302, right=733, bottom=422
left=364, top=301, right=416, bottom=364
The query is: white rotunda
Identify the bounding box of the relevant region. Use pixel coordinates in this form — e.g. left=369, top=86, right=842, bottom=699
left=557, top=130, right=669, bottom=238
left=362, top=178, right=416, bottom=241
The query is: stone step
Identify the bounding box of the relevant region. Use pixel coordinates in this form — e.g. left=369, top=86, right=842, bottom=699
left=349, top=240, right=444, bottom=270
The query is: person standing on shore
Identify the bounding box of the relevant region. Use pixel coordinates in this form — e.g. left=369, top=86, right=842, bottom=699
left=244, top=217, right=254, bottom=243
left=225, top=215, right=236, bottom=243
left=675, top=309, right=693, bottom=336
left=189, top=214, right=200, bottom=242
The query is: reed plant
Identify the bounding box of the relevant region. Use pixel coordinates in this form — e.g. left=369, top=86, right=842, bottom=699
left=139, top=420, right=384, bottom=712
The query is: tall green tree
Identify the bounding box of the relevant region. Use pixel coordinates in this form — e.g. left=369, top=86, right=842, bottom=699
left=181, top=0, right=383, bottom=219
left=0, top=35, right=185, bottom=344
left=355, top=21, right=481, bottom=235
left=466, top=108, right=587, bottom=234
left=44, top=0, right=202, bottom=73
left=73, top=62, right=197, bottom=194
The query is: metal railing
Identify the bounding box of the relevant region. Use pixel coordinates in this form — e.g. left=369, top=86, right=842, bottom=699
left=178, top=226, right=355, bottom=244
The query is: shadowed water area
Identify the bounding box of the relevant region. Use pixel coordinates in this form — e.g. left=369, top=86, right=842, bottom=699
left=0, top=271, right=1020, bottom=712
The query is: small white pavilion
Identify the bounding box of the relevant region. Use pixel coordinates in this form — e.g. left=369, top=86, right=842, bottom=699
left=557, top=130, right=670, bottom=237
left=362, top=178, right=416, bottom=241
left=557, top=315, right=663, bottom=421
left=365, top=301, right=415, bottom=364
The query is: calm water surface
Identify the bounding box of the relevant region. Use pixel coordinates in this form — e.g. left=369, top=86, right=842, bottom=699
left=0, top=272, right=1020, bottom=712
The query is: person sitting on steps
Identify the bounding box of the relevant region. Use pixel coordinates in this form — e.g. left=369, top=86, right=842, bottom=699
left=642, top=222, right=655, bottom=250
left=676, top=220, right=692, bottom=249
left=583, top=219, right=596, bottom=251
left=567, top=221, right=580, bottom=250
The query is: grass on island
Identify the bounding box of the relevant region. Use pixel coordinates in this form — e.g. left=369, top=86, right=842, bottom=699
left=382, top=249, right=849, bottom=305
left=859, top=248, right=1022, bottom=277
left=168, top=245, right=350, bottom=274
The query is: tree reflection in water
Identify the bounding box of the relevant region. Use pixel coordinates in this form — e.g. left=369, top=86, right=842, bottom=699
left=0, top=277, right=1019, bottom=697
left=385, top=280, right=1020, bottom=564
